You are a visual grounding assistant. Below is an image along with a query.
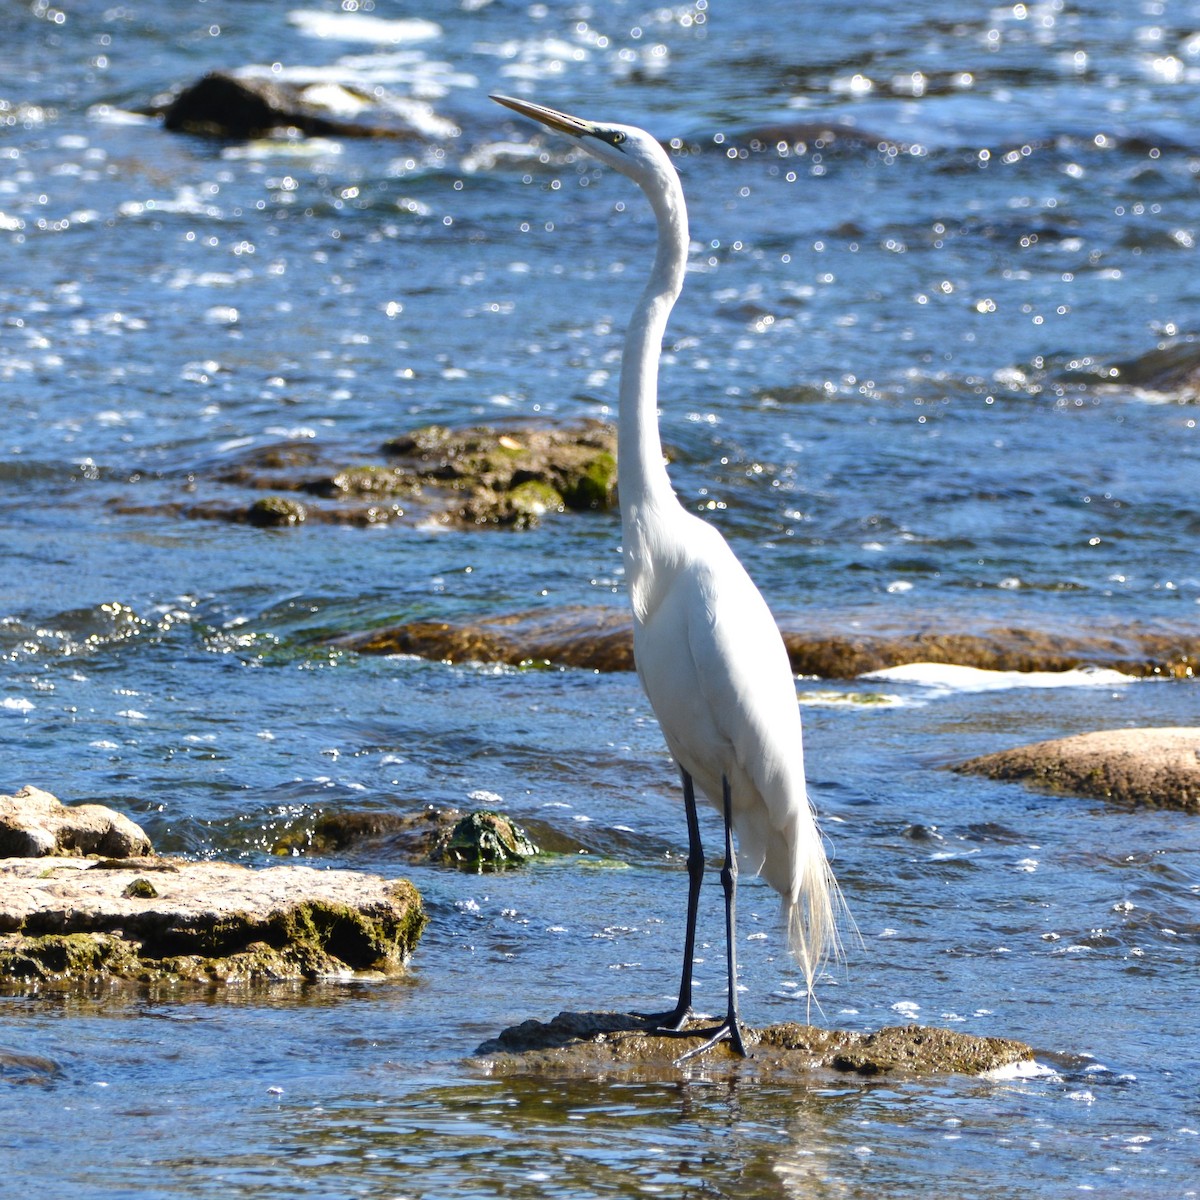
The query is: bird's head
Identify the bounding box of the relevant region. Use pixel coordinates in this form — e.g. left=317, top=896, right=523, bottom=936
left=491, top=94, right=672, bottom=189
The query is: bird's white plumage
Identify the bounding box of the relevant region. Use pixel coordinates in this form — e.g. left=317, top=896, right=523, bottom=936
left=492, top=95, right=840, bottom=1004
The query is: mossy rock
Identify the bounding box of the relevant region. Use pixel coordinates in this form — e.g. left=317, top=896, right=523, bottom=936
left=560, top=450, right=617, bottom=510
left=432, top=811, right=539, bottom=872
left=246, top=496, right=307, bottom=527
left=508, top=480, right=565, bottom=521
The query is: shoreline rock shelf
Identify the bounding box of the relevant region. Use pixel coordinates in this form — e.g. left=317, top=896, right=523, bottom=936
left=0, top=788, right=426, bottom=988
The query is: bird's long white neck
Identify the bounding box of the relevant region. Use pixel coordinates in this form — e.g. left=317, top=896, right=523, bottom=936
left=618, top=161, right=689, bottom=577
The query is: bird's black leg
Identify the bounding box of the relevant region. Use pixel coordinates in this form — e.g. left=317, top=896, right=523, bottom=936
left=675, top=775, right=748, bottom=1062
left=637, top=766, right=703, bottom=1029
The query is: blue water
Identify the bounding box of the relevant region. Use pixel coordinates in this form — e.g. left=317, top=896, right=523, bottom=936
left=2, top=2, right=1198, bottom=1196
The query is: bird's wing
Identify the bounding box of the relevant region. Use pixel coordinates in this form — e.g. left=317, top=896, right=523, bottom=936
left=645, top=521, right=805, bottom=831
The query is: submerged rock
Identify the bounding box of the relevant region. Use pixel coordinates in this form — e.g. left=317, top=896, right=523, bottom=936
left=339, top=605, right=1198, bottom=681
left=0, top=856, right=426, bottom=987
left=954, top=727, right=1200, bottom=812
left=0, top=786, right=152, bottom=859
left=475, top=1010, right=1034, bottom=1079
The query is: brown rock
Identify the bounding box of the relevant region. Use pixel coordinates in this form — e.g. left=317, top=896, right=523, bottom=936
left=955, top=727, right=1200, bottom=812
left=475, top=1010, right=1034, bottom=1079
left=0, top=786, right=152, bottom=858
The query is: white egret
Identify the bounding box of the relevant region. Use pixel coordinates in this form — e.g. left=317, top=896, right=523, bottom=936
left=492, top=95, right=840, bottom=1058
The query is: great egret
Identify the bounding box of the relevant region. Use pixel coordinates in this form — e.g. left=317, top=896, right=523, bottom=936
left=492, top=94, right=840, bottom=1058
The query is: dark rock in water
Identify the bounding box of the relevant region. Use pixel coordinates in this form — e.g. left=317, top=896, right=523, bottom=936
left=0, top=786, right=152, bottom=859
left=0, top=856, right=426, bottom=988
left=161, top=70, right=391, bottom=140
left=382, top=421, right=618, bottom=527
left=955, top=727, right=1200, bottom=812
left=339, top=605, right=1199, bottom=681
left=431, top=811, right=539, bottom=872
left=475, top=1010, right=1035, bottom=1079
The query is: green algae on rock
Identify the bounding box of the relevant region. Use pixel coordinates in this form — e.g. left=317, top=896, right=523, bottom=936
left=954, top=727, right=1200, bottom=812
left=474, top=1010, right=1036, bottom=1080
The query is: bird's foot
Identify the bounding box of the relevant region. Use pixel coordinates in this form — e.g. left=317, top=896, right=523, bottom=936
left=672, top=1017, right=747, bottom=1064
left=632, top=1004, right=693, bottom=1033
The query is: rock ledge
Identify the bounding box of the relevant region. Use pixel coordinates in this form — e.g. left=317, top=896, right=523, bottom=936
left=0, top=788, right=426, bottom=988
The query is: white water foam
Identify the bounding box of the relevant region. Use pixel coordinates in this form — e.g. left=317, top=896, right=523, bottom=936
left=858, top=662, right=1135, bottom=693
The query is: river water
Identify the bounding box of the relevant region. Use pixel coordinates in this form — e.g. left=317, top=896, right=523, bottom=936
left=2, top=1, right=1198, bottom=1196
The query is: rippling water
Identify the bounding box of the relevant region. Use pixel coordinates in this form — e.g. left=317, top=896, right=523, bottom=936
left=2, top=2, right=1198, bottom=1196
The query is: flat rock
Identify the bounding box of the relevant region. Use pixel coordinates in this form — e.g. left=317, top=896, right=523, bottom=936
left=339, top=605, right=1198, bottom=680
left=474, top=1010, right=1035, bottom=1080
left=0, top=785, right=152, bottom=858
left=955, top=727, right=1200, bottom=812
left=0, top=853, right=426, bottom=988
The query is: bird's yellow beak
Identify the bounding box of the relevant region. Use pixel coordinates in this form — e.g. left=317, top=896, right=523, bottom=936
left=490, top=94, right=594, bottom=139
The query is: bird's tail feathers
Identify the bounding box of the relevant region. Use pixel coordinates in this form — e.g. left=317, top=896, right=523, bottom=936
left=782, top=828, right=853, bottom=1016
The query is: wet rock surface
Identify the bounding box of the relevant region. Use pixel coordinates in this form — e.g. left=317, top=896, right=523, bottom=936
left=475, top=1010, right=1035, bottom=1079
left=339, top=604, right=1198, bottom=680
left=955, top=727, right=1200, bottom=812
left=111, top=421, right=618, bottom=531
left=0, top=789, right=426, bottom=988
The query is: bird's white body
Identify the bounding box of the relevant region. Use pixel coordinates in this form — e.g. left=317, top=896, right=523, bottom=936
left=492, top=96, right=839, bottom=1015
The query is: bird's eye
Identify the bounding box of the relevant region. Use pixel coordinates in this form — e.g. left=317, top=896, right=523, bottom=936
left=610, top=131, right=626, bottom=145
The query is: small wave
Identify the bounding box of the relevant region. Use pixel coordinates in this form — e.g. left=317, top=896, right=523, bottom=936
left=858, top=662, right=1136, bottom=692
left=288, top=11, right=441, bottom=45
left=980, top=1059, right=1061, bottom=1081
